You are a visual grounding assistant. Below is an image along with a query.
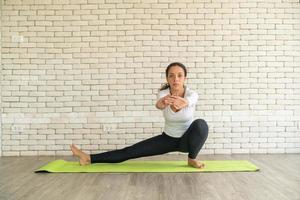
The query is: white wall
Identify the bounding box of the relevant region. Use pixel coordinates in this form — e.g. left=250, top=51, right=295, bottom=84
left=0, top=0, right=2, bottom=156
left=1, top=0, right=300, bottom=156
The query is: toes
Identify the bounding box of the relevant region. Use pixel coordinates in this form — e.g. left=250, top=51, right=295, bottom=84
left=199, top=163, right=205, bottom=168
left=188, top=160, right=205, bottom=169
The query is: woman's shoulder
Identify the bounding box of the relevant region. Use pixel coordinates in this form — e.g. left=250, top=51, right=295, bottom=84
left=185, top=87, right=198, bottom=96
left=157, top=88, right=170, bottom=98
left=184, top=87, right=199, bottom=99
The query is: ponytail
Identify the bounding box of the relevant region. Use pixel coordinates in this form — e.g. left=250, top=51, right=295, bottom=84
left=160, top=83, right=170, bottom=91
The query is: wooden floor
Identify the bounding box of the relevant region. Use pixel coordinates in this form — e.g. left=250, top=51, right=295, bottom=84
left=0, top=154, right=299, bottom=200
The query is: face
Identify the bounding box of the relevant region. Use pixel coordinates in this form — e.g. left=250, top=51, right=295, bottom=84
left=166, top=66, right=186, bottom=90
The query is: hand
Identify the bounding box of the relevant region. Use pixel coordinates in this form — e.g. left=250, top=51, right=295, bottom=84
left=162, top=94, right=174, bottom=106
left=163, top=94, right=188, bottom=111
left=156, top=94, right=175, bottom=110
left=170, top=95, right=188, bottom=110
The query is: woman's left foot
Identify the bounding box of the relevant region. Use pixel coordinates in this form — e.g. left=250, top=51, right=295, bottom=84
left=188, top=158, right=205, bottom=169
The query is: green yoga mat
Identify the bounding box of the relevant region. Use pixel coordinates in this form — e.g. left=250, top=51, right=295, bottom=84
left=35, top=159, right=259, bottom=173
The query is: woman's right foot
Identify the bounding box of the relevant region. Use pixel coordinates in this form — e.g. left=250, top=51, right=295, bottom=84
left=70, top=144, right=91, bottom=166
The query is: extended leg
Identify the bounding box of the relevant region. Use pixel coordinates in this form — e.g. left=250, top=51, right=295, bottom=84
left=90, top=133, right=180, bottom=163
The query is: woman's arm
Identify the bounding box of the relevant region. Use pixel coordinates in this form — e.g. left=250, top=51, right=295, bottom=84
left=185, top=91, right=198, bottom=107
left=156, top=94, right=172, bottom=110
left=170, top=96, right=188, bottom=111
left=156, top=89, right=198, bottom=111
left=156, top=95, right=189, bottom=111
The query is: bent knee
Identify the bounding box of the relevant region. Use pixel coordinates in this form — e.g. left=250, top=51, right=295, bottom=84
left=192, top=119, right=209, bottom=133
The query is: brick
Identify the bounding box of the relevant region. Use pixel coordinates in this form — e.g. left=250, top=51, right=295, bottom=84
left=1, top=0, right=299, bottom=156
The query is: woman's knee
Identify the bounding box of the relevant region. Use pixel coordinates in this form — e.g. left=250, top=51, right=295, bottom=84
left=192, top=119, right=209, bottom=135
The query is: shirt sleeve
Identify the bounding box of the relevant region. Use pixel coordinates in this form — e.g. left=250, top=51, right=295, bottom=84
left=157, top=89, right=169, bottom=100
left=185, top=89, right=199, bottom=107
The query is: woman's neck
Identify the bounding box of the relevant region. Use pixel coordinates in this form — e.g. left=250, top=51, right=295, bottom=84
left=170, top=86, right=185, bottom=97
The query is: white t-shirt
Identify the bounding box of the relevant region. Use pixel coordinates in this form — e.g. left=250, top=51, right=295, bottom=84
left=157, top=87, right=199, bottom=138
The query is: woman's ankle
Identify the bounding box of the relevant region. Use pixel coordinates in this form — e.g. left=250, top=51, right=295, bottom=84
left=188, top=157, right=196, bottom=161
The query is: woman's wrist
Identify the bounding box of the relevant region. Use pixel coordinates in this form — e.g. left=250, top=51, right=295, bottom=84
left=156, top=98, right=167, bottom=109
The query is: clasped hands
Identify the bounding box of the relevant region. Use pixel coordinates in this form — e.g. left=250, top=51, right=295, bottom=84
left=162, top=94, right=188, bottom=111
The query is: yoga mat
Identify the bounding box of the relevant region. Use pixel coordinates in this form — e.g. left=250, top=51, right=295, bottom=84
left=35, top=159, right=259, bottom=173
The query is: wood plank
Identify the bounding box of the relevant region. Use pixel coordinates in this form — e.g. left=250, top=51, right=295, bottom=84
left=0, top=154, right=299, bottom=200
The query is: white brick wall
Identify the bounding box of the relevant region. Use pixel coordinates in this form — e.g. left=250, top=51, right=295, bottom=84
left=0, top=0, right=2, bottom=157
left=1, top=0, right=300, bottom=156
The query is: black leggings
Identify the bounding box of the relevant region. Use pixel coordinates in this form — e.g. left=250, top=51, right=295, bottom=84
left=90, top=119, right=209, bottom=163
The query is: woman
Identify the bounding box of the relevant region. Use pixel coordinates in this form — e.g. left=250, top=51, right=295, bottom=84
left=71, top=62, right=209, bottom=168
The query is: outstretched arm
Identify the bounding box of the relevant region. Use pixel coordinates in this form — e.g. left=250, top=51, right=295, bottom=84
left=156, top=94, right=189, bottom=111
left=169, top=96, right=188, bottom=111
left=156, top=94, right=173, bottom=110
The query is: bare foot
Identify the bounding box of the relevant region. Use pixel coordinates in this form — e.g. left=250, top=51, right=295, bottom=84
left=188, top=157, right=205, bottom=169
left=70, top=144, right=91, bottom=166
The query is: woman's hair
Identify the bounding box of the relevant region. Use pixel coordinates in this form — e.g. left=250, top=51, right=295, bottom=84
left=160, top=62, right=187, bottom=91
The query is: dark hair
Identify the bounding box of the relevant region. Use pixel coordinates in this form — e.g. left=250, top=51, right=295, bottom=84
left=160, top=62, right=187, bottom=91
